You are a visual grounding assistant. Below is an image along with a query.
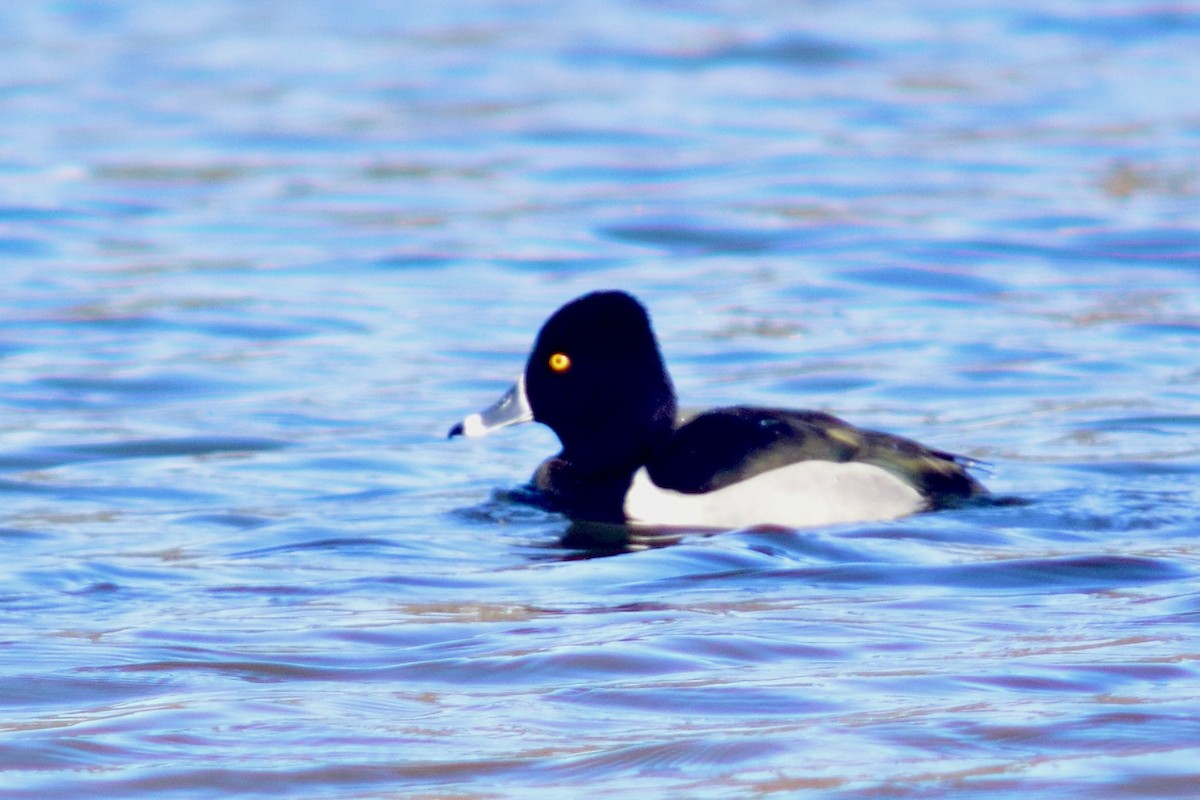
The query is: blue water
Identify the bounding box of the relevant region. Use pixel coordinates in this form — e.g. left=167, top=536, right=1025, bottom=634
left=3, top=1, right=1200, bottom=797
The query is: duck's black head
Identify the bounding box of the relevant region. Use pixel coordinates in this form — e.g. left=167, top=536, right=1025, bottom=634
left=448, top=291, right=678, bottom=476
left=525, top=291, right=677, bottom=472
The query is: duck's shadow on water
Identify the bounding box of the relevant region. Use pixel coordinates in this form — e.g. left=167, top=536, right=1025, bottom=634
left=449, top=486, right=707, bottom=558
left=455, top=485, right=1028, bottom=561
left=556, top=520, right=693, bottom=557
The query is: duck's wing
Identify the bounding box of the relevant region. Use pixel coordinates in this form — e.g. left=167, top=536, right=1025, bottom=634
left=645, top=406, right=986, bottom=507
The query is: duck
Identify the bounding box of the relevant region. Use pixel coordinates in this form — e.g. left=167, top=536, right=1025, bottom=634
left=449, top=290, right=986, bottom=529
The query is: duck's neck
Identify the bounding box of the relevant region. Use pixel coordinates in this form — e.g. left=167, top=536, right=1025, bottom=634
left=560, top=414, right=674, bottom=478
left=534, top=423, right=670, bottom=524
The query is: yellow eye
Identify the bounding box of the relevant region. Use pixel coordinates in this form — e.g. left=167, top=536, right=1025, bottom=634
left=548, top=352, right=571, bottom=373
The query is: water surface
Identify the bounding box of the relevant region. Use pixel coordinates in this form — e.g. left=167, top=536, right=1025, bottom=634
left=2, top=1, right=1199, bottom=797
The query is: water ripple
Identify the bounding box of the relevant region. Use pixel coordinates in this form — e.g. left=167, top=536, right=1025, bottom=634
left=4, top=1, right=1200, bottom=798
left=0, top=437, right=287, bottom=471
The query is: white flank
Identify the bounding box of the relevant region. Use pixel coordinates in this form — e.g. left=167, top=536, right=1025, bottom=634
left=623, top=461, right=925, bottom=529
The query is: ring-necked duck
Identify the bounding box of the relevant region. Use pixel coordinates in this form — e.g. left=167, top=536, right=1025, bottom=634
left=449, top=291, right=986, bottom=529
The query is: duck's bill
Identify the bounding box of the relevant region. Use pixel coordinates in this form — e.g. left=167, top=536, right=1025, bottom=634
left=448, top=374, right=534, bottom=438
